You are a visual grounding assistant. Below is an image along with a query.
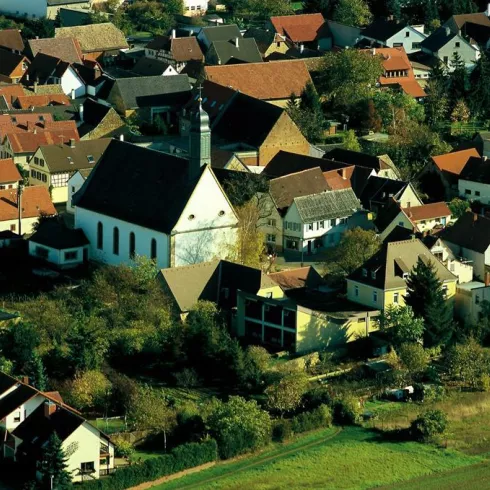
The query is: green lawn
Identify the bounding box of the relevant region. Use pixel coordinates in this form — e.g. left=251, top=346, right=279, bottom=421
left=89, top=417, right=126, bottom=434
left=153, top=427, right=479, bottom=490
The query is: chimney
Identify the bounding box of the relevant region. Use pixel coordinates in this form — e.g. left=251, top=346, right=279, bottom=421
left=33, top=81, right=38, bottom=94
left=300, top=43, right=304, bottom=54
left=445, top=26, right=451, bottom=36
left=172, top=29, right=176, bottom=39
left=486, top=3, right=490, bottom=16
left=372, top=47, right=376, bottom=56
left=22, top=376, right=29, bottom=384
left=235, top=37, right=239, bottom=48
left=71, top=89, right=76, bottom=100
left=341, top=168, right=347, bottom=179
left=486, top=272, right=490, bottom=287
left=119, top=134, right=124, bottom=142
left=69, top=138, right=75, bottom=148
left=79, top=104, right=84, bottom=123
left=26, top=74, right=29, bottom=82
left=44, top=401, right=56, bottom=418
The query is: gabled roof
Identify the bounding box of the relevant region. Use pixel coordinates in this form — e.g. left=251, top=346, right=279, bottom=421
left=360, top=176, right=410, bottom=209
left=204, top=60, right=312, bottom=101
left=442, top=211, right=490, bottom=253
left=0, top=384, right=37, bottom=421
left=200, top=25, right=242, bottom=44
left=293, top=187, right=360, bottom=222
left=6, top=126, right=79, bottom=154
left=14, top=94, right=70, bottom=109
left=74, top=140, right=201, bottom=234
left=29, top=219, right=89, bottom=249
left=39, top=138, right=111, bottom=173
left=269, top=266, right=325, bottom=290
left=448, top=12, right=490, bottom=29
left=146, top=36, right=204, bottom=62
left=159, top=259, right=277, bottom=312
left=459, top=156, right=490, bottom=184
left=0, top=29, right=24, bottom=52
left=327, top=148, right=396, bottom=173
left=209, top=38, right=262, bottom=64
left=55, top=23, right=129, bottom=53
left=112, top=75, right=191, bottom=110
left=79, top=97, right=111, bottom=126
left=269, top=167, right=329, bottom=210
left=132, top=57, right=172, bottom=76
left=0, top=50, right=25, bottom=77
left=0, top=186, right=56, bottom=222
left=0, top=85, right=25, bottom=109
left=243, top=28, right=278, bottom=54
left=431, top=148, right=480, bottom=175
left=0, top=158, right=21, bottom=184
left=420, top=26, right=461, bottom=52
left=362, top=20, right=412, bottom=42
left=402, top=202, right=451, bottom=222
left=0, top=372, right=17, bottom=395
left=28, top=37, right=82, bottom=64
left=348, top=238, right=455, bottom=289
left=23, top=52, right=72, bottom=86
left=271, top=13, right=328, bottom=43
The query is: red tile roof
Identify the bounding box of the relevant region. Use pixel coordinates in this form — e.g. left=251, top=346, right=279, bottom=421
left=269, top=266, right=325, bottom=290
left=0, top=158, right=21, bottom=184
left=0, top=113, right=54, bottom=138
left=205, top=60, right=313, bottom=101
left=0, top=186, right=56, bottom=222
left=6, top=128, right=79, bottom=154
left=0, top=85, right=25, bottom=109
left=402, top=202, right=451, bottom=222
left=432, top=148, right=480, bottom=175
left=271, top=13, right=326, bottom=43
left=323, top=166, right=355, bottom=190
left=15, top=94, right=70, bottom=109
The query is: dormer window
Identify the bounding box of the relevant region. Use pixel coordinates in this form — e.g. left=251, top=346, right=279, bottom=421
left=371, top=271, right=376, bottom=280
left=362, top=268, right=367, bottom=278
left=87, top=155, right=95, bottom=164
left=403, top=272, right=409, bottom=280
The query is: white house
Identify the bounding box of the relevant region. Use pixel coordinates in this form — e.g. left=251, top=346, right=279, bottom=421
left=67, top=168, right=92, bottom=213
left=456, top=280, right=490, bottom=325
left=282, top=188, right=361, bottom=253
left=361, top=20, right=427, bottom=54
left=74, top=103, right=238, bottom=269
left=184, top=0, right=208, bottom=16
left=458, top=156, right=490, bottom=204
left=0, top=0, right=89, bottom=19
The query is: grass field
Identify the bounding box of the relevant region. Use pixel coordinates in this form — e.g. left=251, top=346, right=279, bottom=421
left=152, top=427, right=479, bottom=490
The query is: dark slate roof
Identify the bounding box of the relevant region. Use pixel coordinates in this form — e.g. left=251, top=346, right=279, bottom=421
left=132, top=57, right=172, bottom=76
left=374, top=199, right=404, bottom=233
left=212, top=92, right=283, bottom=148
left=0, top=29, right=24, bottom=52
left=459, top=156, right=490, bottom=184
left=360, top=176, right=408, bottom=209
left=420, top=26, right=458, bottom=52
left=0, top=384, right=37, bottom=421
left=23, top=53, right=70, bottom=85
left=442, top=211, right=490, bottom=253
left=0, top=50, right=24, bottom=77
left=58, top=7, right=91, bottom=27
left=30, top=220, right=89, bottom=249
left=294, top=188, right=360, bottom=222
left=361, top=19, right=408, bottom=41
left=200, top=25, right=242, bottom=44
left=326, top=148, right=382, bottom=171
left=210, top=38, right=262, bottom=64
left=0, top=372, right=18, bottom=396
left=47, top=0, right=89, bottom=4
left=74, top=140, right=200, bottom=234
left=113, top=75, right=191, bottom=109
left=80, top=97, right=111, bottom=125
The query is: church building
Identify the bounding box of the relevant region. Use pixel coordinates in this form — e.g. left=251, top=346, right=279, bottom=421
left=73, top=102, right=238, bottom=269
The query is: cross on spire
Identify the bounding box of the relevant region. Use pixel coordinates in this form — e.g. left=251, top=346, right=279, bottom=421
left=197, top=84, right=203, bottom=103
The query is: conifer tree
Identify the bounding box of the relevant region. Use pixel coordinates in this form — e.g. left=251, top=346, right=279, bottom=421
left=26, top=352, right=47, bottom=392
left=39, top=434, right=72, bottom=489
left=405, top=258, right=454, bottom=347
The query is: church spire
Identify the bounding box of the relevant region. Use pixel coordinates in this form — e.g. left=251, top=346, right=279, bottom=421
left=189, top=86, right=211, bottom=181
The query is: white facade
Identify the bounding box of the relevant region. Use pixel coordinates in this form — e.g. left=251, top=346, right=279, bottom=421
left=59, top=67, right=85, bottom=99
left=422, top=33, right=480, bottom=70
left=0, top=0, right=46, bottom=18
left=456, top=282, right=490, bottom=325
left=0, top=216, right=40, bottom=235
left=443, top=239, right=490, bottom=281
left=184, top=0, right=208, bottom=16
left=67, top=171, right=86, bottom=213
left=29, top=240, right=88, bottom=268
left=363, top=26, right=426, bottom=54
left=0, top=391, right=45, bottom=433
left=75, top=166, right=238, bottom=268
left=459, top=178, right=490, bottom=204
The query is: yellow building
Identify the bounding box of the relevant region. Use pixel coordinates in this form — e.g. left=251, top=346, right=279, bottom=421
left=347, top=237, right=457, bottom=311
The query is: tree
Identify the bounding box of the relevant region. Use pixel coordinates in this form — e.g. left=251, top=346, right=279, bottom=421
left=302, top=0, right=332, bottom=16
left=424, top=77, right=449, bottom=127
left=363, top=99, right=382, bottom=133
left=126, top=1, right=175, bottom=35
left=0, top=321, right=40, bottom=368
left=26, top=352, right=47, bottom=391
left=448, top=198, right=470, bottom=219
left=66, top=371, right=112, bottom=412
left=410, top=409, right=448, bottom=442
left=242, top=345, right=271, bottom=388
left=372, top=90, right=425, bottom=131
left=343, top=130, right=361, bottom=151
left=398, top=343, right=429, bottom=379
left=405, top=257, right=454, bottom=347
left=469, top=51, right=490, bottom=120
left=333, top=0, right=372, bottom=26
left=330, top=228, right=380, bottom=276
left=208, top=396, right=271, bottom=459
left=38, top=434, right=71, bottom=489
left=265, top=373, right=309, bottom=416
left=377, top=305, right=425, bottom=347
left=127, top=386, right=177, bottom=450
left=450, top=99, right=470, bottom=124
left=448, top=52, right=469, bottom=106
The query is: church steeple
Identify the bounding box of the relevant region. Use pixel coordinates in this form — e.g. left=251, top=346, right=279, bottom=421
left=189, top=87, right=211, bottom=180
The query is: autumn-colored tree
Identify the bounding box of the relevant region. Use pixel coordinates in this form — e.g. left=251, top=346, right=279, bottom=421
left=265, top=373, right=309, bottom=416
left=450, top=99, right=470, bottom=123
left=364, top=99, right=382, bottom=132
left=333, top=0, right=372, bottom=26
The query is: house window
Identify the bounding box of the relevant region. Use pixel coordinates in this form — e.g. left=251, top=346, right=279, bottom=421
left=308, top=223, right=313, bottom=231
left=35, top=246, right=49, bottom=259
left=129, top=232, right=136, bottom=258
left=394, top=292, right=399, bottom=304
left=465, top=189, right=471, bottom=195
left=267, top=234, right=276, bottom=242
left=330, top=219, right=336, bottom=227
left=319, top=221, right=324, bottom=229
left=10, top=224, right=15, bottom=232
left=475, top=191, right=481, bottom=197
left=71, top=186, right=75, bottom=193
left=268, top=219, right=276, bottom=226
left=81, top=462, right=95, bottom=474
left=393, top=42, right=403, bottom=47
left=412, top=42, right=420, bottom=49
left=405, top=31, right=410, bottom=37
left=442, top=285, right=448, bottom=297
left=455, top=42, right=460, bottom=48
left=373, top=290, right=378, bottom=303
left=64, top=251, right=78, bottom=261
left=97, top=222, right=103, bottom=250
left=355, top=285, right=359, bottom=297
left=151, top=238, right=157, bottom=260
left=362, top=268, right=367, bottom=277
left=113, top=227, right=119, bottom=255
left=444, top=56, right=449, bottom=64
left=13, top=412, right=21, bottom=422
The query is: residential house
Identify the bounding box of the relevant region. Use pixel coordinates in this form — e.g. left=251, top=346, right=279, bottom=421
left=0, top=29, right=24, bottom=54
left=158, top=258, right=283, bottom=319
left=0, top=0, right=89, bottom=19
left=269, top=266, right=327, bottom=292
left=198, top=24, right=242, bottom=51
left=204, top=60, right=313, bottom=108
left=0, top=50, right=28, bottom=84
left=282, top=188, right=361, bottom=253
left=347, top=237, right=457, bottom=310
left=360, top=19, right=426, bottom=53
left=22, top=53, right=86, bottom=98
left=419, top=147, right=481, bottom=200
left=458, top=155, right=490, bottom=203
left=455, top=280, right=490, bottom=325
left=67, top=168, right=91, bottom=213
left=243, top=28, right=289, bottom=59
left=0, top=85, right=25, bottom=110
left=408, top=51, right=441, bottom=79
left=442, top=211, right=490, bottom=280
left=28, top=138, right=111, bottom=203
left=12, top=94, right=71, bottom=110
left=475, top=131, right=490, bottom=158
left=145, top=34, right=204, bottom=72
left=55, top=23, right=129, bottom=63
left=420, top=26, right=480, bottom=70
left=0, top=185, right=56, bottom=234
left=106, top=75, right=191, bottom=123
left=443, top=12, right=490, bottom=50
left=270, top=13, right=331, bottom=52
left=205, top=36, right=262, bottom=65
left=26, top=37, right=83, bottom=64
left=326, top=20, right=361, bottom=48
left=131, top=58, right=179, bottom=77
left=0, top=158, right=21, bottom=189
left=78, top=97, right=126, bottom=141
left=74, top=104, right=238, bottom=269
left=58, top=6, right=94, bottom=27
left=327, top=148, right=400, bottom=179
left=28, top=219, right=89, bottom=268
left=183, top=0, right=208, bottom=16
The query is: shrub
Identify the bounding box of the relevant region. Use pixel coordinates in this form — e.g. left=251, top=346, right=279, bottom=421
left=410, top=409, right=448, bottom=443
left=479, top=373, right=490, bottom=392
left=174, top=368, right=200, bottom=388
left=272, top=419, right=292, bottom=442
left=291, top=405, right=332, bottom=434
left=112, top=437, right=134, bottom=459
left=333, top=395, right=361, bottom=425
left=302, top=387, right=332, bottom=411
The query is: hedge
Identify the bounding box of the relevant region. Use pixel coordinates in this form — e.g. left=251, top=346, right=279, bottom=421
left=291, top=405, right=332, bottom=434
left=82, top=439, right=217, bottom=490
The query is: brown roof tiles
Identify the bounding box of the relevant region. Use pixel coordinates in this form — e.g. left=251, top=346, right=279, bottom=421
left=432, top=148, right=480, bottom=175
left=271, top=13, right=327, bottom=43
left=402, top=202, right=451, bottom=222
left=0, top=158, right=21, bottom=184
left=0, top=186, right=56, bottom=222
